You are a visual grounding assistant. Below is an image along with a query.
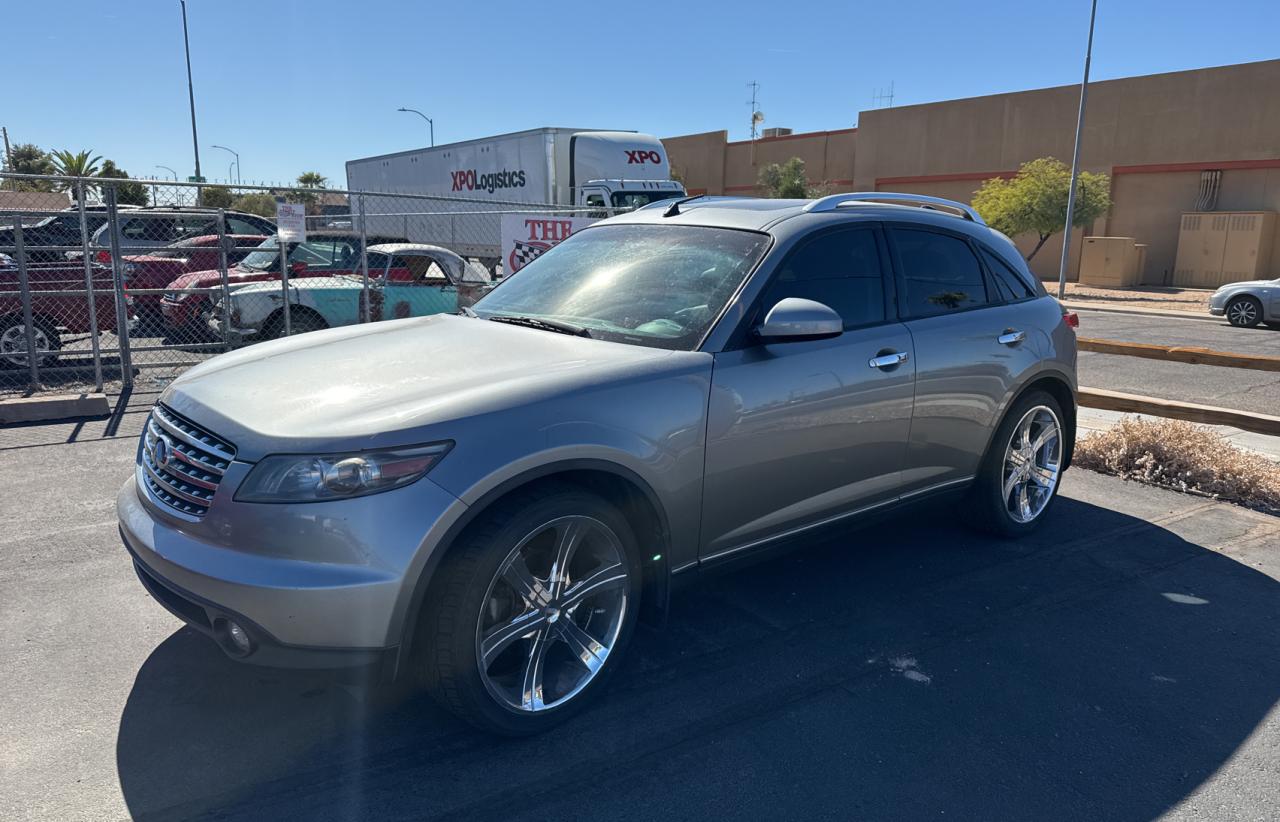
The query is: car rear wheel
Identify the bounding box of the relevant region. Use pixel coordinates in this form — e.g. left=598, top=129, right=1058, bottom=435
left=964, top=390, right=1065, bottom=537
left=0, top=316, right=60, bottom=370
left=1226, top=296, right=1263, bottom=328
left=420, top=483, right=641, bottom=735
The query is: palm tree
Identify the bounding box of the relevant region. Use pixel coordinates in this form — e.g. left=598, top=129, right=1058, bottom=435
left=50, top=149, right=103, bottom=202
left=293, top=171, right=328, bottom=214
left=296, top=171, right=327, bottom=188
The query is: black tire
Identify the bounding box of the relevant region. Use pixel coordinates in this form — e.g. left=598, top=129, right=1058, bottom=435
left=420, top=482, right=642, bottom=735
left=0, top=316, right=61, bottom=370
left=963, top=390, right=1066, bottom=538
left=1225, top=295, right=1263, bottom=328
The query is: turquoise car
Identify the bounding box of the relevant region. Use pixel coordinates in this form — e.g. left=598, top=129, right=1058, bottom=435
left=214, top=243, right=491, bottom=341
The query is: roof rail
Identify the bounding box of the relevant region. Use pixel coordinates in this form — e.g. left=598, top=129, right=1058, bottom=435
left=802, top=192, right=986, bottom=225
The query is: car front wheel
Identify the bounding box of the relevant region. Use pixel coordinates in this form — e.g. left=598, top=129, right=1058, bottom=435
left=1226, top=296, right=1263, bottom=328
left=421, top=483, right=641, bottom=735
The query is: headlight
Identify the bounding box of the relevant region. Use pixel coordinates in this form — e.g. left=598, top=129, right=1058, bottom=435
left=235, top=442, right=451, bottom=503
left=124, top=263, right=138, bottom=278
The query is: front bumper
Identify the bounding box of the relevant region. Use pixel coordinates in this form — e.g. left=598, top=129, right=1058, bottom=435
left=1209, top=306, right=1225, bottom=316
left=118, top=471, right=467, bottom=667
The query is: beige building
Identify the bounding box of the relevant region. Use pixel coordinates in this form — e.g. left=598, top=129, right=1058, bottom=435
left=664, top=59, right=1280, bottom=283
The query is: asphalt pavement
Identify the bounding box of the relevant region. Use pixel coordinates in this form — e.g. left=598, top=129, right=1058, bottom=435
left=2, top=398, right=1278, bottom=821
left=1074, top=308, right=1280, bottom=415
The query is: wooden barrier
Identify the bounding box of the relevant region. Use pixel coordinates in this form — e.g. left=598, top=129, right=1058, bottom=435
left=1077, top=337, right=1280, bottom=372
left=1078, top=387, right=1280, bottom=436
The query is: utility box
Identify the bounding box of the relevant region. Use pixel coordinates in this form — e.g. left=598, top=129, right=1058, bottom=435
left=1173, top=211, right=1276, bottom=288
left=1079, top=236, right=1141, bottom=287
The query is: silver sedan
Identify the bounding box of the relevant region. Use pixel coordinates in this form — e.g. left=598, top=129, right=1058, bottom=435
left=1208, top=278, right=1280, bottom=328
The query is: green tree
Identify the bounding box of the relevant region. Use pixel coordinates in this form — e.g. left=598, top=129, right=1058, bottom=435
left=757, top=156, right=826, bottom=198
left=201, top=185, right=235, bottom=209
left=50, top=149, right=103, bottom=202
left=98, top=159, right=149, bottom=206
left=296, top=171, right=327, bottom=188
left=2, top=143, right=56, bottom=191
left=972, top=157, right=1112, bottom=261
left=230, top=192, right=278, bottom=220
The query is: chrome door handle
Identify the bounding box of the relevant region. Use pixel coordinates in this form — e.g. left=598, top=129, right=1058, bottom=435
left=868, top=351, right=909, bottom=369
left=997, top=330, right=1026, bottom=346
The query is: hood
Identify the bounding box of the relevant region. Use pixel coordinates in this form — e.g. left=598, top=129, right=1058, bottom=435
left=168, top=266, right=223, bottom=290
left=1217, top=280, right=1275, bottom=291
left=232, top=275, right=362, bottom=296
left=161, top=314, right=707, bottom=461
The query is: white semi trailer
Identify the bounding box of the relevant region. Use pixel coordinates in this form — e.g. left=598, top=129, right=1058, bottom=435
left=345, top=128, right=685, bottom=263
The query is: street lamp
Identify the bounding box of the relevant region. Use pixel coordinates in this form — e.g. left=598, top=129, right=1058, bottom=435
left=210, top=144, right=240, bottom=185
left=179, top=0, right=202, bottom=196
left=155, top=165, right=178, bottom=181
left=397, top=107, right=435, bottom=146
left=1057, top=0, right=1099, bottom=300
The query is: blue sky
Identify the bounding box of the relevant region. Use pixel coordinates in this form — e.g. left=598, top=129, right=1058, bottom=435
left=3, top=0, right=1277, bottom=188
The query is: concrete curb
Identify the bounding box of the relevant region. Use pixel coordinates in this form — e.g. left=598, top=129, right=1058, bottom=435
left=1063, top=301, right=1216, bottom=321
left=1077, top=337, right=1280, bottom=372
left=0, top=393, right=110, bottom=425
left=1078, top=387, right=1280, bottom=437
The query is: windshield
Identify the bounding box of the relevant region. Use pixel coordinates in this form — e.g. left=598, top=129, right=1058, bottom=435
left=239, top=237, right=280, bottom=270
left=472, top=224, right=768, bottom=350
left=611, top=190, right=685, bottom=209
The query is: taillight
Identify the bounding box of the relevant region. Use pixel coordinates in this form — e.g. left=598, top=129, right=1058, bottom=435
left=96, top=250, right=112, bottom=265
left=1063, top=311, right=1079, bottom=330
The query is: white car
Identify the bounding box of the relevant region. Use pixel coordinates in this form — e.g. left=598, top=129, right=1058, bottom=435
left=212, top=243, right=490, bottom=342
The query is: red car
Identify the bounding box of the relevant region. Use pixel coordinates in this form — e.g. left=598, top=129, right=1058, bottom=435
left=160, top=232, right=407, bottom=332
left=122, top=234, right=266, bottom=326
left=0, top=259, right=129, bottom=369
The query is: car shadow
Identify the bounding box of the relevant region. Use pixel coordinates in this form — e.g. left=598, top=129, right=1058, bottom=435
left=115, top=494, right=1280, bottom=821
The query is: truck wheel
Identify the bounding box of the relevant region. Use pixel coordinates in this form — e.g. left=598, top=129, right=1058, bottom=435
left=420, top=483, right=642, bottom=735
left=0, top=316, right=61, bottom=370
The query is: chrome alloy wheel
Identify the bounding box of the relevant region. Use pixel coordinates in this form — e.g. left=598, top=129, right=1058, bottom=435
left=1002, top=405, right=1063, bottom=524
left=476, top=515, right=630, bottom=713
left=1227, top=298, right=1260, bottom=327
left=0, top=322, right=52, bottom=368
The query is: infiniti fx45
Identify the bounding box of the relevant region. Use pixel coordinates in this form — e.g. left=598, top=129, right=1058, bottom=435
left=118, top=193, right=1077, bottom=734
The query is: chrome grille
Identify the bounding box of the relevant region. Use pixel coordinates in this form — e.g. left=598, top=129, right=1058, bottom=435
left=140, top=404, right=236, bottom=518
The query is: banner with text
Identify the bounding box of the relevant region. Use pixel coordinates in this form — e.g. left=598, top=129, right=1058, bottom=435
left=500, top=214, right=598, bottom=275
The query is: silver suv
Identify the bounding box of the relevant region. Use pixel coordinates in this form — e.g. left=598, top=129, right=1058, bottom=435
left=118, top=193, right=1077, bottom=734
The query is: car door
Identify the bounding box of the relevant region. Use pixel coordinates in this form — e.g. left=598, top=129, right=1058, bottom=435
left=381, top=255, right=459, bottom=320
left=700, top=225, right=915, bottom=561
left=886, top=225, right=1044, bottom=494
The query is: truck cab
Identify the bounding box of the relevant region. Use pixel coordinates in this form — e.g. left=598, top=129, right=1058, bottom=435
left=567, top=131, right=685, bottom=211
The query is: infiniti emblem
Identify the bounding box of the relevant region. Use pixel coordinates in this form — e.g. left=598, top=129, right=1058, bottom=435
left=153, top=434, right=173, bottom=467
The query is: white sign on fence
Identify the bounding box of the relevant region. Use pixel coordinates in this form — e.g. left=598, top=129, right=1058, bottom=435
left=275, top=200, right=307, bottom=243
left=500, top=214, right=598, bottom=275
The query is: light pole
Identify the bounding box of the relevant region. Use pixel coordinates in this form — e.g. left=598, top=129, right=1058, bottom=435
left=179, top=0, right=203, bottom=203
left=397, top=107, right=434, bottom=146
left=1057, top=0, right=1099, bottom=300
left=155, top=165, right=178, bottom=181
left=211, top=144, right=240, bottom=185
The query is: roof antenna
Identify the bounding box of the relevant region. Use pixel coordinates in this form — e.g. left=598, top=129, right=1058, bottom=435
left=664, top=194, right=707, bottom=217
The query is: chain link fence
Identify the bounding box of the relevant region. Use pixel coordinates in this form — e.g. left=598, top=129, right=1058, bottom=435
left=0, top=172, right=618, bottom=398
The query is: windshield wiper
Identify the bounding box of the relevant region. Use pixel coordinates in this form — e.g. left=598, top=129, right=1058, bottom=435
left=487, top=314, right=590, bottom=337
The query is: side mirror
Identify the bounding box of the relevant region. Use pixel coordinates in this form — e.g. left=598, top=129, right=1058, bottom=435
left=290, top=261, right=308, bottom=275
left=755, top=297, right=843, bottom=342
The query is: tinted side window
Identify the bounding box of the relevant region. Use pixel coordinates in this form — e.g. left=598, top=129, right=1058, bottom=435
left=980, top=248, right=1037, bottom=301
left=227, top=217, right=263, bottom=236
left=761, top=229, right=885, bottom=329
left=892, top=229, right=988, bottom=317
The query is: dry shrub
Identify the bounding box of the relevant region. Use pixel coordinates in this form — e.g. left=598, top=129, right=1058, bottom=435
left=1075, top=417, right=1280, bottom=513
